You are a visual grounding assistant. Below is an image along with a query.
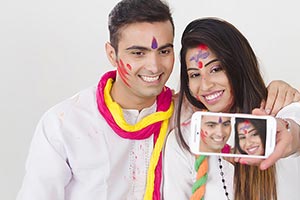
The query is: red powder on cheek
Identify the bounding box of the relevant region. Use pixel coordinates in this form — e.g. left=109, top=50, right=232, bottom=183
left=117, top=59, right=130, bottom=87
left=200, top=129, right=208, bottom=144
left=126, top=63, right=132, bottom=70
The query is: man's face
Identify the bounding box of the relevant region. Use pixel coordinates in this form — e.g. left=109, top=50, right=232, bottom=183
left=200, top=116, right=231, bottom=152
left=107, top=21, right=174, bottom=107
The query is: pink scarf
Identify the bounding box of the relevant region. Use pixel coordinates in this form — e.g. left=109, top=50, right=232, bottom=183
left=96, top=70, right=173, bottom=199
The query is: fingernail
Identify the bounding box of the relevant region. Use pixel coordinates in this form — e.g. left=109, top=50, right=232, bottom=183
left=240, top=160, right=248, bottom=165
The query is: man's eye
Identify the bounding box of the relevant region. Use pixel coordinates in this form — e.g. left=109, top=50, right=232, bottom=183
left=160, top=49, right=170, bottom=55
left=132, top=51, right=144, bottom=56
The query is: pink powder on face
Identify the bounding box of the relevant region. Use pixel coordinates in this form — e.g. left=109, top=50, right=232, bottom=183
left=200, top=129, right=208, bottom=144
left=117, top=59, right=130, bottom=87
left=198, top=44, right=208, bottom=50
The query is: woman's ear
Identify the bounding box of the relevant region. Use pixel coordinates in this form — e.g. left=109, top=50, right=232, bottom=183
left=105, top=42, right=118, bottom=67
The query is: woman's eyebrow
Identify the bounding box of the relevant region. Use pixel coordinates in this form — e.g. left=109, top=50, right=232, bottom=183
left=204, top=58, right=219, bottom=67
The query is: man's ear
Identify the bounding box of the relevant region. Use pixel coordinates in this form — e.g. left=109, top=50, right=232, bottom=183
left=105, top=42, right=118, bottom=67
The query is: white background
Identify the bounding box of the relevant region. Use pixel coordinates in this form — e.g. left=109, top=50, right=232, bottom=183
left=1, top=0, right=300, bottom=199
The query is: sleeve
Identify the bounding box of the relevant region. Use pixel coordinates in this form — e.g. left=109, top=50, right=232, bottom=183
left=16, top=112, right=72, bottom=200
left=163, top=129, right=195, bottom=199
left=276, top=102, right=300, bottom=157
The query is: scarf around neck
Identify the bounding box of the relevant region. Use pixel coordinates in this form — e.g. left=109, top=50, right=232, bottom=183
left=96, top=70, right=174, bottom=200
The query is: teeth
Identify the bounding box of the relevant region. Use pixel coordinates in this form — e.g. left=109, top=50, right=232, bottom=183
left=140, top=75, right=160, bottom=82
left=204, top=91, right=223, bottom=101
left=247, top=146, right=258, bottom=153
left=212, top=137, right=223, bottom=142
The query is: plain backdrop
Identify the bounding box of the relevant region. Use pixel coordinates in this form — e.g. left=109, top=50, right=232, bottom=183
left=1, top=0, right=300, bottom=199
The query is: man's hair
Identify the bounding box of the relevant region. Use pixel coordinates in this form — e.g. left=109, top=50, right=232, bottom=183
left=108, top=0, right=174, bottom=52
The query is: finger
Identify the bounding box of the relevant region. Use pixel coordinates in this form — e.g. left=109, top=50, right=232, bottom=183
left=293, top=89, right=300, bottom=102
left=283, top=88, right=298, bottom=107
left=270, top=90, right=286, bottom=116
left=251, top=108, right=267, bottom=116
left=239, top=157, right=262, bottom=166
left=264, top=86, right=278, bottom=115
left=259, top=143, right=285, bottom=170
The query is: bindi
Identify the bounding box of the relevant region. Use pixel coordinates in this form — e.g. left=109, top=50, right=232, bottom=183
left=151, top=37, right=158, bottom=49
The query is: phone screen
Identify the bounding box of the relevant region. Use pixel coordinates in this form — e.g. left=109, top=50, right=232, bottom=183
left=190, top=112, right=276, bottom=158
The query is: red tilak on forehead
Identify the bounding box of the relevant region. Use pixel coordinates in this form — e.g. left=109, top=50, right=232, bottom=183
left=198, top=61, right=203, bottom=69
left=198, top=44, right=208, bottom=50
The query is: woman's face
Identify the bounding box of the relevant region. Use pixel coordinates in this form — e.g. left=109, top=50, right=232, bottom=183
left=186, top=45, right=234, bottom=112
left=237, top=121, right=264, bottom=155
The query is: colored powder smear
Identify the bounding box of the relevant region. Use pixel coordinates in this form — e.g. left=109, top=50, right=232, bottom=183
left=151, top=37, right=158, bottom=49
left=117, top=59, right=130, bottom=87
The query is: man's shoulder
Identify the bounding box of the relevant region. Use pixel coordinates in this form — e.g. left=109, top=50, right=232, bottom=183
left=41, top=85, right=98, bottom=122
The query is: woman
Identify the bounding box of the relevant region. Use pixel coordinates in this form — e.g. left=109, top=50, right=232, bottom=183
left=235, top=118, right=266, bottom=156
left=163, top=18, right=300, bottom=200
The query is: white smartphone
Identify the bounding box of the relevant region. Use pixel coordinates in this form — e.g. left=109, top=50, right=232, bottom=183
left=189, top=111, right=277, bottom=158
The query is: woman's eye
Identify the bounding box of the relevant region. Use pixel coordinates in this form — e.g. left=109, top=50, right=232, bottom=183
left=238, top=135, right=246, bottom=140
left=211, top=65, right=223, bottom=73
left=189, top=73, right=200, bottom=78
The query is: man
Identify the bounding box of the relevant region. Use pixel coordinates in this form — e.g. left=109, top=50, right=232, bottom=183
left=200, top=115, right=232, bottom=153
left=17, top=0, right=300, bottom=199
left=17, top=0, right=174, bottom=199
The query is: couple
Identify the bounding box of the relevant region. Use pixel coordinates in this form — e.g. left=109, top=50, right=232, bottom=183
left=18, top=0, right=300, bottom=199
left=199, top=115, right=266, bottom=156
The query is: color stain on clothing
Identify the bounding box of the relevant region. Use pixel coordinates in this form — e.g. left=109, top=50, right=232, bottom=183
left=151, top=37, right=158, bottom=49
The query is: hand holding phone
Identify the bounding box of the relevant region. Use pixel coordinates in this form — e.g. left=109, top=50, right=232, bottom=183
left=189, top=112, right=277, bottom=158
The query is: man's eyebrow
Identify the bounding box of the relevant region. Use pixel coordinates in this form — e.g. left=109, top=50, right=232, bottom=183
left=205, top=121, right=218, bottom=125
left=157, top=43, right=174, bottom=51
left=125, top=43, right=173, bottom=51
left=204, top=58, right=219, bottom=67
left=125, top=46, right=150, bottom=51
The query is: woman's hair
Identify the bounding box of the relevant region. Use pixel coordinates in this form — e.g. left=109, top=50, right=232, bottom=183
left=234, top=118, right=267, bottom=155
left=176, top=17, right=276, bottom=200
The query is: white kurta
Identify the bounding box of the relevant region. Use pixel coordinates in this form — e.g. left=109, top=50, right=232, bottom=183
left=163, top=102, right=300, bottom=200
left=17, top=85, right=156, bottom=200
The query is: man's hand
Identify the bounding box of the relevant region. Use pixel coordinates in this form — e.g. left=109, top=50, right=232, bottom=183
left=264, top=80, right=300, bottom=116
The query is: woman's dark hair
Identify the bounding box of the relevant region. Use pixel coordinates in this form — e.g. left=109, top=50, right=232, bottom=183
left=176, top=17, right=267, bottom=150
left=234, top=118, right=267, bottom=155
left=108, top=0, right=174, bottom=53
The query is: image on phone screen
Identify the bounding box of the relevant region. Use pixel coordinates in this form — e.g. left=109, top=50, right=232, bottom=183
left=190, top=112, right=276, bottom=158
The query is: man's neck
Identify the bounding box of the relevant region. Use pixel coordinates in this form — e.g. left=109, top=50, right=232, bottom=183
left=110, top=81, right=157, bottom=112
